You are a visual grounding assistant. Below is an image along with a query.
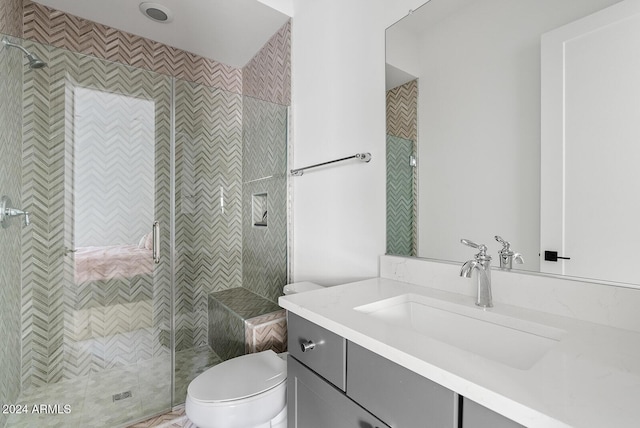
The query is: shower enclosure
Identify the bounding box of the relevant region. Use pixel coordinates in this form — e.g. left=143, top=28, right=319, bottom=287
left=0, top=34, right=288, bottom=428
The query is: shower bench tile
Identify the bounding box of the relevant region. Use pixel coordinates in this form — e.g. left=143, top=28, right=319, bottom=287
left=208, top=287, right=286, bottom=360
left=244, top=310, right=287, bottom=354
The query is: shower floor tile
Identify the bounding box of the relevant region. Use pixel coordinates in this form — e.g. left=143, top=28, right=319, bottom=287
left=6, top=346, right=220, bottom=428
left=5, top=376, right=87, bottom=428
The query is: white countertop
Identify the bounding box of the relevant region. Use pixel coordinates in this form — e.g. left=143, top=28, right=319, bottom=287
left=279, top=278, right=640, bottom=428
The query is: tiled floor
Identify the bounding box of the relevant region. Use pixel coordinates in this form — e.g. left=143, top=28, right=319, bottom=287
left=127, top=405, right=197, bottom=428
left=5, top=346, right=220, bottom=428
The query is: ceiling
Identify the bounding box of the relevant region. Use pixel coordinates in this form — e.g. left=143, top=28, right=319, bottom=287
left=33, top=0, right=291, bottom=68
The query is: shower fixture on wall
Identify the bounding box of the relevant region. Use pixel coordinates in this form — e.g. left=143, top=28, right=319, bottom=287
left=1, top=37, right=47, bottom=69
left=1, top=196, right=30, bottom=228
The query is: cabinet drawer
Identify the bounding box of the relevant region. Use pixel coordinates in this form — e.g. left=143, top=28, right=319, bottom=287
left=288, top=355, right=389, bottom=428
left=347, top=341, right=458, bottom=428
left=287, top=312, right=346, bottom=390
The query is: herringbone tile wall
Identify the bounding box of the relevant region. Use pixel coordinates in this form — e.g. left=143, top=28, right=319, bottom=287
left=73, top=87, right=156, bottom=247
left=0, top=35, right=24, bottom=428
left=243, top=21, right=291, bottom=105
left=242, top=97, right=288, bottom=303
left=21, top=0, right=242, bottom=93
left=386, top=135, right=415, bottom=256
left=245, top=310, right=287, bottom=354
left=386, top=80, right=418, bottom=256
left=174, top=79, right=243, bottom=352
left=386, top=79, right=418, bottom=142
left=241, top=21, right=290, bottom=303
left=0, top=0, right=22, bottom=37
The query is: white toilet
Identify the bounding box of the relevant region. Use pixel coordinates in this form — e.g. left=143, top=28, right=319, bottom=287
left=185, top=281, right=324, bottom=428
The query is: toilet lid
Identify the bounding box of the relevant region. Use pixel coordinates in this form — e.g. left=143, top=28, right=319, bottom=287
left=188, top=350, right=287, bottom=403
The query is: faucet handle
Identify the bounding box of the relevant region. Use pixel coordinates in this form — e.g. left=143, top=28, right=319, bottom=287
left=461, top=238, right=481, bottom=249
left=460, top=239, right=488, bottom=257
left=20, top=210, right=30, bottom=226
left=495, top=235, right=524, bottom=268
left=495, top=236, right=522, bottom=259
left=495, top=235, right=513, bottom=253
left=495, top=235, right=508, bottom=247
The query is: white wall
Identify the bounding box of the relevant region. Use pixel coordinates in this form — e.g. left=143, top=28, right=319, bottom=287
left=385, top=25, right=420, bottom=79
left=290, top=0, right=426, bottom=285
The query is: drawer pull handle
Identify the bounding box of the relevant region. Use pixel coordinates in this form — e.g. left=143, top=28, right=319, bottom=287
left=300, top=340, right=316, bottom=352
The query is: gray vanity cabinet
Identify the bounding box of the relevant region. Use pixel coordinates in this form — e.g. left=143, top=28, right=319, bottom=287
left=347, top=342, right=458, bottom=427
left=287, top=313, right=456, bottom=427
left=461, top=398, right=524, bottom=428
left=287, top=355, right=389, bottom=428
left=287, top=313, right=523, bottom=428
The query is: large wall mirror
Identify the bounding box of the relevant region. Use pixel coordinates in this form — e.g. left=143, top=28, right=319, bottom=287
left=385, top=0, right=640, bottom=288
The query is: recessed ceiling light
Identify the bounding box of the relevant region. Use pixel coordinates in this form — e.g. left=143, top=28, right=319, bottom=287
left=139, top=2, right=173, bottom=23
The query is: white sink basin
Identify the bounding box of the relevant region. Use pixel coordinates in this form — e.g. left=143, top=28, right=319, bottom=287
left=354, top=294, right=565, bottom=370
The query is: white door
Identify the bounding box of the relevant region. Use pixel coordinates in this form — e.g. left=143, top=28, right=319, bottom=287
left=540, top=0, right=640, bottom=284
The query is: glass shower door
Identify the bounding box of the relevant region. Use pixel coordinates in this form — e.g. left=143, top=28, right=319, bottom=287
left=11, top=39, right=173, bottom=427
left=64, top=53, right=174, bottom=424
left=69, top=85, right=169, bottom=419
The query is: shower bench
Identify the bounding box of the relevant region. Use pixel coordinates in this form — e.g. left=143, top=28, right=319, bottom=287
left=208, top=287, right=287, bottom=360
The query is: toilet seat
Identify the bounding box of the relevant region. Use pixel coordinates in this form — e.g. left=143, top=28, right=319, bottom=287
left=188, top=350, right=286, bottom=404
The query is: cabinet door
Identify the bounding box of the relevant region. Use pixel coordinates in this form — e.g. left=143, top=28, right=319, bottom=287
left=347, top=342, right=458, bottom=428
left=287, top=355, right=389, bottom=428
left=462, top=398, right=524, bottom=428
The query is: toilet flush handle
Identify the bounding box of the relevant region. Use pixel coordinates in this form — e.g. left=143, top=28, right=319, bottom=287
left=300, top=340, right=316, bottom=352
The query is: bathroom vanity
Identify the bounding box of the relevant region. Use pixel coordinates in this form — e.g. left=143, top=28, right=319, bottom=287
left=279, top=256, right=640, bottom=428
left=286, top=312, right=521, bottom=427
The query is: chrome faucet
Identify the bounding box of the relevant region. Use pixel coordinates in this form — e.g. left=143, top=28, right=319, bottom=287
left=495, top=235, right=523, bottom=270
left=460, top=239, right=493, bottom=308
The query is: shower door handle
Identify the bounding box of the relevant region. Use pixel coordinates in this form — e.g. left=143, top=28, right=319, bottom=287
left=152, top=221, right=160, bottom=264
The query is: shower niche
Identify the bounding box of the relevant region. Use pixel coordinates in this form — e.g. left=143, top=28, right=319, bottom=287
left=252, top=192, right=268, bottom=227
